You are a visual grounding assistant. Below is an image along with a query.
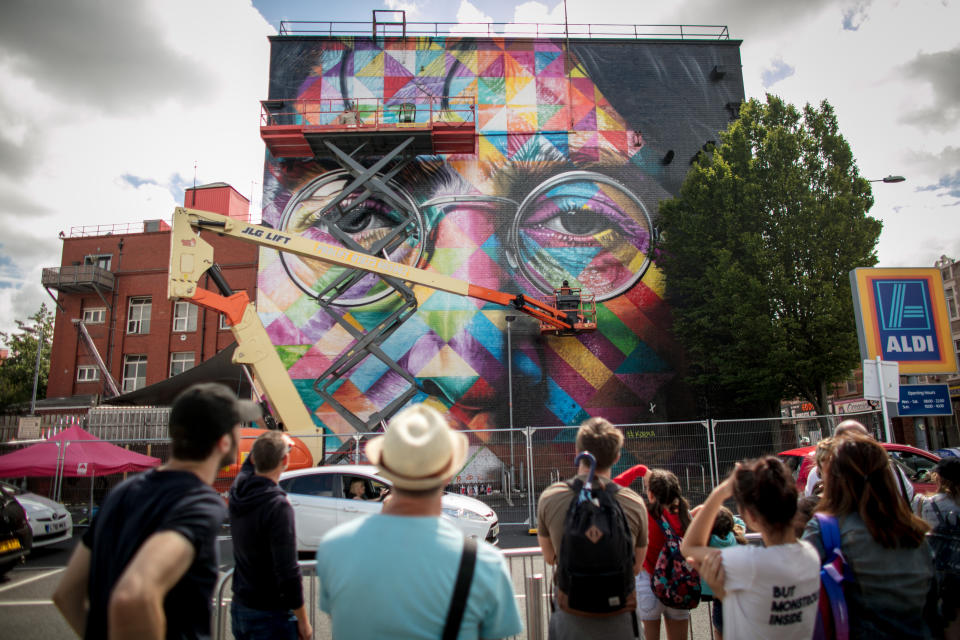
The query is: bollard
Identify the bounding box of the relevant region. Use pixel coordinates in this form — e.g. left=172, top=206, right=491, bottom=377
left=525, top=573, right=545, bottom=640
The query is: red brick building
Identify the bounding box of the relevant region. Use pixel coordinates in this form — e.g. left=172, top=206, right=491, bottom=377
left=42, top=183, right=258, bottom=400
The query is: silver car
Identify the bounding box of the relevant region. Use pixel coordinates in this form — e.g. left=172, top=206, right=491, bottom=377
left=277, top=465, right=499, bottom=552
left=0, top=482, right=72, bottom=549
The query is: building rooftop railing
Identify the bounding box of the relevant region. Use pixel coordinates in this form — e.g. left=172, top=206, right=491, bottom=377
left=277, top=21, right=731, bottom=41
left=68, top=220, right=170, bottom=238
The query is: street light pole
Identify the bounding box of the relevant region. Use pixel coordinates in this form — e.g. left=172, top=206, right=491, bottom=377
left=867, top=175, right=906, bottom=183
left=29, top=324, right=45, bottom=416
left=505, top=315, right=516, bottom=492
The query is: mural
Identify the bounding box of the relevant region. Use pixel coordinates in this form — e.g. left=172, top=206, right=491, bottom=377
left=258, top=36, right=745, bottom=445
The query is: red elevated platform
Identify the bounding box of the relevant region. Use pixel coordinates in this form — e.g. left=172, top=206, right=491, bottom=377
left=260, top=98, right=476, bottom=159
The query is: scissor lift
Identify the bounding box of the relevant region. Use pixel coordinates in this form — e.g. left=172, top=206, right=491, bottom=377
left=259, top=97, right=477, bottom=432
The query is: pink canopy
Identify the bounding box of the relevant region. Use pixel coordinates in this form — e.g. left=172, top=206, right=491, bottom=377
left=0, top=425, right=161, bottom=477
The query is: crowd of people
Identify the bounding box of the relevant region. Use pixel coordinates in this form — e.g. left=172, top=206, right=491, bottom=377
left=48, top=383, right=958, bottom=640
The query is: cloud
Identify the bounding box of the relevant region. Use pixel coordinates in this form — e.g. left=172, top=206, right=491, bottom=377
left=842, top=1, right=872, bottom=30
left=906, top=146, right=960, bottom=174
left=899, top=45, right=960, bottom=130
left=761, top=58, right=795, bottom=88
left=0, top=0, right=214, bottom=113
left=0, top=0, right=272, bottom=333
left=385, top=0, right=421, bottom=18
left=121, top=174, right=158, bottom=189
left=916, top=171, right=960, bottom=200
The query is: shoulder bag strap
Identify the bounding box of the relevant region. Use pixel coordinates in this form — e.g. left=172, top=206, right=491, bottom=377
left=894, top=463, right=910, bottom=504
left=442, top=536, right=478, bottom=640
left=930, top=498, right=947, bottom=526
left=814, top=513, right=851, bottom=640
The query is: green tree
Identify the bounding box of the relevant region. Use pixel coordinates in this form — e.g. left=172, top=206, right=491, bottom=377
left=657, top=95, right=882, bottom=418
left=0, top=304, right=54, bottom=412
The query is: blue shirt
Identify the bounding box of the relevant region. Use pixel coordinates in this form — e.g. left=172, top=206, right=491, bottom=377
left=317, top=514, right=523, bottom=640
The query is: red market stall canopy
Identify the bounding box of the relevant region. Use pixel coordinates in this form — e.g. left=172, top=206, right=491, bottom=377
left=0, top=425, right=161, bottom=478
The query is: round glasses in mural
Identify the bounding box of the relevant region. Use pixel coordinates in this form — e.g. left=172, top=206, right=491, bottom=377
left=277, top=170, right=426, bottom=307
left=508, top=171, right=654, bottom=300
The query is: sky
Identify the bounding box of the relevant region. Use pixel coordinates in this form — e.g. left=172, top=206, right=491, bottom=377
left=0, top=0, right=957, bottom=334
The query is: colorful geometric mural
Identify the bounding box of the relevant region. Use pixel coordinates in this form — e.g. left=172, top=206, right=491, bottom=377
left=259, top=36, right=744, bottom=443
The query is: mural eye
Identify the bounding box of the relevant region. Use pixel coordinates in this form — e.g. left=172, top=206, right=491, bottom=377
left=277, top=171, right=425, bottom=307
left=335, top=199, right=396, bottom=235
left=540, top=207, right=607, bottom=236
left=511, top=172, right=654, bottom=300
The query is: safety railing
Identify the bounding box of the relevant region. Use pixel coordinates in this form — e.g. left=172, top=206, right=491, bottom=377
left=260, top=97, right=476, bottom=129
left=278, top=21, right=731, bottom=41
left=211, top=547, right=726, bottom=639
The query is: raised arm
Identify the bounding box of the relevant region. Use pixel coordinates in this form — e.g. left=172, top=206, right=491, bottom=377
left=107, top=531, right=196, bottom=640
left=680, top=475, right=733, bottom=563
left=53, top=543, right=92, bottom=636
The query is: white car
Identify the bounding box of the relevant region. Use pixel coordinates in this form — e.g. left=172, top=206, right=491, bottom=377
left=0, top=482, right=72, bottom=548
left=277, top=465, right=499, bottom=552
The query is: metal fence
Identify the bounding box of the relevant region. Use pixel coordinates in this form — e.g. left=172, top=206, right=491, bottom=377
left=0, top=410, right=883, bottom=529
left=211, top=549, right=720, bottom=640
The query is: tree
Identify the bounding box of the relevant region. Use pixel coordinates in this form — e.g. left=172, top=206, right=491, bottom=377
left=0, top=304, right=54, bottom=412
left=657, top=95, right=882, bottom=418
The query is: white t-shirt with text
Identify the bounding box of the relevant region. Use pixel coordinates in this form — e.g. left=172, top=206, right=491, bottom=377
left=720, top=541, right=821, bottom=640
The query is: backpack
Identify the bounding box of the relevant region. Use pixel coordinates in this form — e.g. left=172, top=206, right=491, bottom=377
left=812, top=513, right=852, bottom=640
left=650, top=516, right=701, bottom=609
left=555, top=452, right=636, bottom=616
left=926, top=499, right=960, bottom=628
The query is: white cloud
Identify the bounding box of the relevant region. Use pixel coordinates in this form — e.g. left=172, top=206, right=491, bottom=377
left=0, top=0, right=272, bottom=332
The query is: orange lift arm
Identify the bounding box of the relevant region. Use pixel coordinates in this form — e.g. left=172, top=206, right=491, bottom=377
left=169, top=207, right=594, bottom=332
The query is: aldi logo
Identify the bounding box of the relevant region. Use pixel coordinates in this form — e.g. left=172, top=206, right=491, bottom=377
left=873, top=279, right=939, bottom=360
left=850, top=268, right=958, bottom=375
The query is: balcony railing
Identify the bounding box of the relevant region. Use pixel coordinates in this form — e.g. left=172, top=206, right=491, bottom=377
left=260, top=96, right=476, bottom=129
left=42, top=265, right=115, bottom=293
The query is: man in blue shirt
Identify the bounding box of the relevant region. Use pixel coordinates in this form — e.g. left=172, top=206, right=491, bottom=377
left=316, top=404, right=523, bottom=639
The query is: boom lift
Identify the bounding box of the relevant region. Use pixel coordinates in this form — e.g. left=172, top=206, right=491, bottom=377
left=167, top=207, right=597, bottom=452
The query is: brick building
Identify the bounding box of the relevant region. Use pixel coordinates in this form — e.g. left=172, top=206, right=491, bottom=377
left=42, top=183, right=258, bottom=401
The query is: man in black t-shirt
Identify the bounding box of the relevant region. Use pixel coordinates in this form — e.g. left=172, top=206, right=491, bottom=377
left=53, top=383, right=261, bottom=639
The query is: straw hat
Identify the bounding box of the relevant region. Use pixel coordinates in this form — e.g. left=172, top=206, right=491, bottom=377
left=366, top=404, right=468, bottom=490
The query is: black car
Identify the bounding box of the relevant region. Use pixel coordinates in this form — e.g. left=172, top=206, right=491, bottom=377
left=0, top=482, right=31, bottom=577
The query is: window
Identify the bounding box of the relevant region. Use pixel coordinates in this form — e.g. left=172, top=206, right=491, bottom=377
left=172, top=301, right=198, bottom=333
left=219, top=314, right=231, bottom=330
left=122, top=355, right=147, bottom=392
left=76, top=366, right=99, bottom=382
left=126, top=297, right=151, bottom=334
left=169, top=352, right=195, bottom=377
left=84, top=254, right=112, bottom=270
left=946, top=287, right=957, bottom=320
left=844, top=372, right=857, bottom=394
left=81, top=307, right=106, bottom=324
left=279, top=473, right=335, bottom=497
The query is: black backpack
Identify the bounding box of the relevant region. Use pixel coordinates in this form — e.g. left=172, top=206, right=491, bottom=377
left=555, top=452, right=635, bottom=616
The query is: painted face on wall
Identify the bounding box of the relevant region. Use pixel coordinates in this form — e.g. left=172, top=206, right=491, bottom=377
left=259, top=37, right=681, bottom=441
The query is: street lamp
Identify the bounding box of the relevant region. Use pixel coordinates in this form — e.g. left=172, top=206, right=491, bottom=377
left=505, top=315, right=516, bottom=492
left=24, top=324, right=46, bottom=415
left=868, top=175, right=906, bottom=183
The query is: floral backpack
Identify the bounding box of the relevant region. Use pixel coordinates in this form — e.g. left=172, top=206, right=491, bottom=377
left=651, top=515, right=701, bottom=609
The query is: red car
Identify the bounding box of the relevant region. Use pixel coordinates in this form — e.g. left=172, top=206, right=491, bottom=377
left=778, top=443, right=940, bottom=495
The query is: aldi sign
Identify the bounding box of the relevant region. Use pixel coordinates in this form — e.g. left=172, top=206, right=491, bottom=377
left=850, top=268, right=958, bottom=375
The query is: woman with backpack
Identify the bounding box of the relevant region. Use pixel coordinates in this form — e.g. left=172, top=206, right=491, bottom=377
left=633, top=468, right=693, bottom=640
left=805, top=432, right=934, bottom=639
left=914, top=456, right=960, bottom=639
left=681, top=457, right=821, bottom=640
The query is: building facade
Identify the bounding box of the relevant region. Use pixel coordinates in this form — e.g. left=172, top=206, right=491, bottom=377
left=43, top=183, right=258, bottom=400
left=256, top=24, right=745, bottom=443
